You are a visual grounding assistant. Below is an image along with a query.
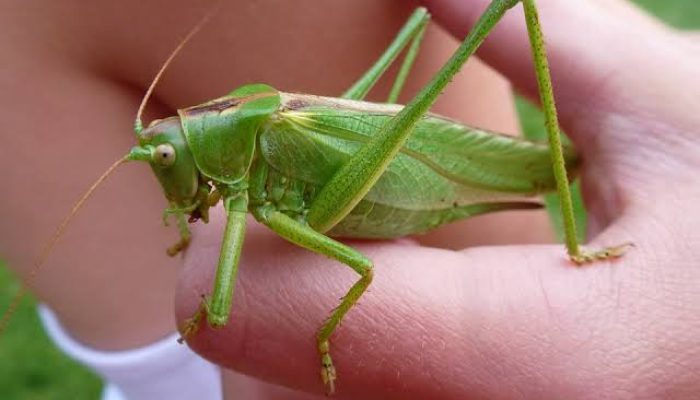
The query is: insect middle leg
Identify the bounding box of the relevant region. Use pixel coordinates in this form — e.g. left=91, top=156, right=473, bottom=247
left=253, top=206, right=373, bottom=395
left=342, top=7, right=429, bottom=102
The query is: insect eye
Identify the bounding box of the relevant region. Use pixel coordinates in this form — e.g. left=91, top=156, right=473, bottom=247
left=153, top=144, right=176, bottom=167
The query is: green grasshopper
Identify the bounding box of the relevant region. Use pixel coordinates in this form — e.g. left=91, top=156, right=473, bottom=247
left=3, top=0, right=630, bottom=394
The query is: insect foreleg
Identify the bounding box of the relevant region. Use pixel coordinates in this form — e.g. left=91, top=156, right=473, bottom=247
left=520, top=0, right=631, bottom=263
left=342, top=7, right=429, bottom=101
left=181, top=192, right=248, bottom=338
left=166, top=212, right=191, bottom=257
left=308, top=0, right=520, bottom=233
left=253, top=207, right=373, bottom=395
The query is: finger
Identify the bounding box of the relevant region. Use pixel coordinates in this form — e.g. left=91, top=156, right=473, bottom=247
left=421, top=0, right=700, bottom=231
left=175, top=214, right=673, bottom=399
left=416, top=209, right=555, bottom=250
left=420, top=0, right=699, bottom=145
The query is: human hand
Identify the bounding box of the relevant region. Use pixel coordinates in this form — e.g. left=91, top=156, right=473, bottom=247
left=176, top=1, right=700, bottom=398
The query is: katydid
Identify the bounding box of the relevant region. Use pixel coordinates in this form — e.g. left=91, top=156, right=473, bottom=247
left=1, top=0, right=632, bottom=394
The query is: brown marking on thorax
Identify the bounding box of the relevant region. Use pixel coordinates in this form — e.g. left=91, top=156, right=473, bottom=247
left=284, top=98, right=309, bottom=111
left=184, top=98, right=242, bottom=116
left=183, top=92, right=278, bottom=116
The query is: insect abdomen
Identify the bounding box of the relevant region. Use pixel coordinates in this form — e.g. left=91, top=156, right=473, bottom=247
left=251, top=156, right=540, bottom=239
left=253, top=93, right=576, bottom=237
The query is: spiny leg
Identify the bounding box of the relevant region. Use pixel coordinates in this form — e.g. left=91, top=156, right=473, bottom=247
left=180, top=192, right=248, bottom=338
left=308, top=0, right=522, bottom=233
left=343, top=7, right=429, bottom=101
left=254, top=207, right=373, bottom=395
left=520, top=0, right=632, bottom=263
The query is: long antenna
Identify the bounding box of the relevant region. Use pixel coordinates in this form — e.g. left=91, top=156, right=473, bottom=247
left=0, top=156, right=128, bottom=335
left=1, top=3, right=221, bottom=335
left=134, top=5, right=219, bottom=135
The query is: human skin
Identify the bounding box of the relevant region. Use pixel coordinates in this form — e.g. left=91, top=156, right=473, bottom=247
left=175, top=0, right=700, bottom=399
left=0, top=0, right=543, bottom=396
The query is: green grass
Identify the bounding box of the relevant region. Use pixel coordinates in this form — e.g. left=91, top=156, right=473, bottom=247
left=0, top=2, right=697, bottom=399
left=0, top=264, right=102, bottom=399
left=635, top=0, right=700, bottom=29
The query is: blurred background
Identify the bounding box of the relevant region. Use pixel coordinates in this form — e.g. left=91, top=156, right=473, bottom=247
left=0, top=1, right=697, bottom=398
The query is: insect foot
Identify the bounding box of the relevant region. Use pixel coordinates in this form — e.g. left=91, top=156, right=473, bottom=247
left=318, top=340, right=337, bottom=395
left=570, top=242, right=635, bottom=265
left=177, top=295, right=208, bottom=344
left=166, top=235, right=191, bottom=257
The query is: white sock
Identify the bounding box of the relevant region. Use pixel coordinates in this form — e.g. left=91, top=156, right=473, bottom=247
left=38, top=305, right=222, bottom=400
